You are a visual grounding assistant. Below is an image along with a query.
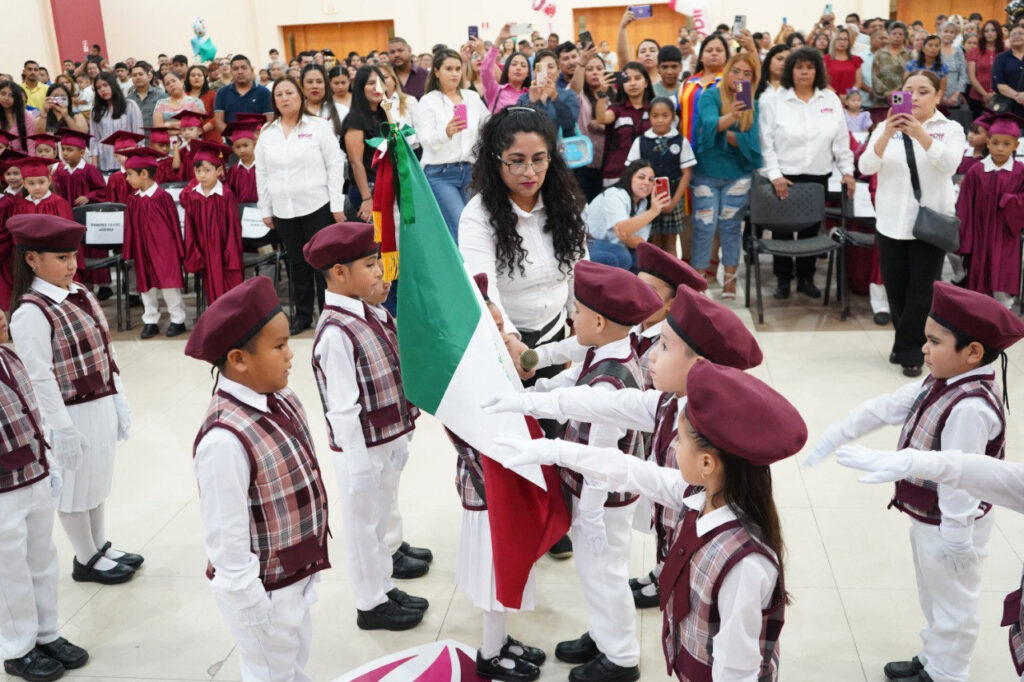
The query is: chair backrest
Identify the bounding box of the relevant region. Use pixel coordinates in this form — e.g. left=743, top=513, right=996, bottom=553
left=750, top=180, right=825, bottom=233
left=73, top=202, right=127, bottom=247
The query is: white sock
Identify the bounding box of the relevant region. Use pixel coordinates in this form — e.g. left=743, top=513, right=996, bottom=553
left=639, top=582, right=658, bottom=597
left=89, top=504, right=125, bottom=560
left=652, top=562, right=663, bottom=579
left=60, top=511, right=119, bottom=570
left=481, top=610, right=508, bottom=660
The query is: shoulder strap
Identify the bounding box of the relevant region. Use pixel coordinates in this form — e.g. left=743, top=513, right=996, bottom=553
left=902, top=134, right=922, bottom=202
left=578, top=358, right=640, bottom=390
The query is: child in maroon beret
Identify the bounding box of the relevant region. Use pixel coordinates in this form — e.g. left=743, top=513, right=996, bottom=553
left=809, top=281, right=1024, bottom=682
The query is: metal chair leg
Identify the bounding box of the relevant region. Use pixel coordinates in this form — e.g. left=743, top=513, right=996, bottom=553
left=840, top=248, right=850, bottom=320
left=753, top=245, right=765, bottom=324
left=744, top=243, right=752, bottom=308
left=823, top=251, right=834, bottom=307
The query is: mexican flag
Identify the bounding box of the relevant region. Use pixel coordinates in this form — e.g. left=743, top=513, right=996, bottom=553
left=384, top=124, right=570, bottom=608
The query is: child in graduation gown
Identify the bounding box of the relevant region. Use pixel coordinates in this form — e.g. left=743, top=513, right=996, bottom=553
left=0, top=153, right=26, bottom=310
left=121, top=147, right=190, bottom=339
left=493, top=361, right=806, bottom=681
left=144, top=127, right=179, bottom=184
left=185, top=276, right=330, bottom=682
left=808, top=281, right=1016, bottom=682
left=483, top=286, right=763, bottom=616
left=955, top=112, right=1024, bottom=301
left=8, top=215, right=141, bottom=589
left=169, top=109, right=205, bottom=185
left=180, top=140, right=243, bottom=304
left=0, top=307, right=91, bottom=681
left=92, top=131, right=146, bottom=204
left=223, top=121, right=260, bottom=204
left=10, top=157, right=72, bottom=222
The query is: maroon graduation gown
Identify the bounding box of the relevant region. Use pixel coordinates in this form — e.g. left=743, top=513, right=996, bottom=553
left=88, top=170, right=130, bottom=204
left=154, top=157, right=180, bottom=184
left=11, top=194, right=86, bottom=283
left=124, top=186, right=186, bottom=292
left=957, top=155, right=982, bottom=177
left=225, top=163, right=258, bottom=203
left=0, top=190, right=23, bottom=310
left=181, top=184, right=243, bottom=303
left=175, top=144, right=196, bottom=184
left=956, top=161, right=1024, bottom=295
left=51, top=163, right=111, bottom=284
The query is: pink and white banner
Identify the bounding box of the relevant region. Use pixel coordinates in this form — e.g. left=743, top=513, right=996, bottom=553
left=333, top=640, right=484, bottom=682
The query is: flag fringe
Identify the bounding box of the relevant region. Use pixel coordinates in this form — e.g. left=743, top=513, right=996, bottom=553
left=382, top=250, right=399, bottom=281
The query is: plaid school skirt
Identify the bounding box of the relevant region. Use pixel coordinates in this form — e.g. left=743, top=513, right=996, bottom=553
left=649, top=200, right=687, bottom=236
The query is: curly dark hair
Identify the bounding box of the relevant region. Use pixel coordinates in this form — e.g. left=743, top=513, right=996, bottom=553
left=780, top=47, right=829, bottom=91
left=471, top=107, right=586, bottom=278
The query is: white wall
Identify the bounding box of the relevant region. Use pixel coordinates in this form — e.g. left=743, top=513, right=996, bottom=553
left=4, top=1, right=60, bottom=78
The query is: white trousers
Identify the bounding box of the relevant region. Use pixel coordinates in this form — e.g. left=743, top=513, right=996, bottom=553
left=0, top=480, right=60, bottom=659
left=911, top=514, right=993, bottom=682
left=384, top=445, right=407, bottom=555
left=140, top=287, right=185, bottom=324
left=334, top=448, right=398, bottom=611
left=215, top=576, right=317, bottom=682
left=571, top=502, right=640, bottom=667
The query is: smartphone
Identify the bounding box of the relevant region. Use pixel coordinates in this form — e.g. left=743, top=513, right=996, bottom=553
left=453, top=103, right=467, bottom=124
left=733, top=15, right=747, bottom=34
left=509, top=22, right=532, bottom=35
left=535, top=69, right=548, bottom=87
left=736, top=79, right=752, bottom=109
left=654, top=177, right=670, bottom=198
left=579, top=30, right=594, bottom=48
left=468, top=25, right=479, bottom=40
left=629, top=4, right=653, bottom=18
left=824, top=3, right=833, bottom=15
left=783, top=16, right=788, bottom=25
left=614, top=71, right=626, bottom=88
left=890, top=90, right=913, bottom=116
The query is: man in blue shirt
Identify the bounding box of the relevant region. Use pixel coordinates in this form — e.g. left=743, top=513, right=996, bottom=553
left=213, top=55, right=273, bottom=132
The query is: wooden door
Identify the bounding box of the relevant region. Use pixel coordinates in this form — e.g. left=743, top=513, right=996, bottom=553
left=281, top=20, right=395, bottom=61
left=896, top=0, right=1004, bottom=25
left=572, top=4, right=684, bottom=53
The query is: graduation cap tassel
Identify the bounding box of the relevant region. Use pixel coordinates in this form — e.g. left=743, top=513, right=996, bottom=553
left=1001, top=351, right=1011, bottom=412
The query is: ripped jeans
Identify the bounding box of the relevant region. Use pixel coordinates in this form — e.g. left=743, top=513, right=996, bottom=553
left=689, top=173, right=752, bottom=270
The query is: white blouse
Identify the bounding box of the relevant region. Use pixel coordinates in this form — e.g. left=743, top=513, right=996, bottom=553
left=254, top=114, right=345, bottom=220
left=759, top=87, right=854, bottom=180
left=412, top=89, right=489, bottom=166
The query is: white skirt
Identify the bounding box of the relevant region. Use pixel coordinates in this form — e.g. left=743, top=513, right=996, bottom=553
left=54, top=395, right=118, bottom=513
left=455, top=509, right=537, bottom=613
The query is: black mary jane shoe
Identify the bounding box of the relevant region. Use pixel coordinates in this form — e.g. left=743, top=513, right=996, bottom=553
left=165, top=322, right=186, bottom=338
left=399, top=541, right=433, bottom=563
left=475, top=651, right=540, bottom=681
left=35, top=638, right=88, bottom=670
left=355, top=598, right=423, bottom=631
left=632, top=585, right=660, bottom=609
left=72, top=551, right=135, bottom=585
left=386, top=587, right=428, bottom=611
left=3, top=650, right=64, bottom=682
left=140, top=324, right=160, bottom=339
left=773, top=280, right=791, bottom=299
left=98, top=541, right=144, bottom=570
left=547, top=533, right=573, bottom=560
left=501, top=635, right=546, bottom=666
left=555, top=632, right=600, bottom=665
left=883, top=657, right=924, bottom=679
left=96, top=286, right=113, bottom=302
left=391, top=550, right=430, bottom=579
left=902, top=365, right=923, bottom=378
left=628, top=570, right=657, bottom=592
left=873, top=312, right=891, bottom=326
left=568, top=654, right=640, bottom=682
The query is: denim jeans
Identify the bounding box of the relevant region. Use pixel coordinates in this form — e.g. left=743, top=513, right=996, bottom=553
left=690, top=173, right=753, bottom=270
left=425, top=162, right=472, bottom=242
left=588, top=238, right=636, bottom=271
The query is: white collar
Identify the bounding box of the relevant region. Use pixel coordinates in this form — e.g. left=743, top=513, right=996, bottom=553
left=30, top=276, right=83, bottom=303
left=135, top=182, right=158, bottom=198
left=236, top=159, right=255, bottom=170
left=510, top=193, right=545, bottom=219
left=366, top=302, right=389, bottom=322
left=982, top=156, right=1015, bottom=172
left=591, top=334, right=635, bottom=363
left=195, top=180, right=224, bottom=197
left=29, top=191, right=52, bottom=205
left=642, top=128, right=678, bottom=139
left=942, top=366, right=996, bottom=383
left=682, top=490, right=741, bottom=537
left=640, top=320, right=663, bottom=339
left=781, top=87, right=827, bottom=103
left=216, top=375, right=269, bottom=413
left=325, top=290, right=365, bottom=318
left=4, top=185, right=22, bottom=196
left=62, top=158, right=87, bottom=173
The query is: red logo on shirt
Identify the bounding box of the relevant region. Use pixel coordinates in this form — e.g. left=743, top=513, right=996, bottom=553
left=298, top=133, right=312, bottom=139
left=930, top=132, right=945, bottom=140
left=820, top=108, right=834, bottom=114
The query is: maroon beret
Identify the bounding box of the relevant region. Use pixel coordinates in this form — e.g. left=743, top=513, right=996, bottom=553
left=473, top=272, right=489, bottom=300
left=7, top=214, right=85, bottom=252
left=636, top=242, right=707, bottom=293
left=185, top=276, right=283, bottom=363
left=573, top=260, right=664, bottom=326
left=666, top=285, right=762, bottom=369
left=303, top=222, right=379, bottom=270
left=685, top=361, right=807, bottom=465
left=930, top=281, right=1024, bottom=351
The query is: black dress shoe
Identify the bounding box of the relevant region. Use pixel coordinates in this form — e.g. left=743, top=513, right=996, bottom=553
left=555, top=632, right=600, bottom=664
left=628, top=570, right=656, bottom=592
left=96, top=286, right=113, bottom=301
left=72, top=552, right=135, bottom=585
left=356, top=598, right=424, bottom=631
left=547, top=534, right=573, bottom=560
left=399, top=541, right=433, bottom=563
left=773, top=280, right=791, bottom=299
left=128, top=294, right=143, bottom=308
left=98, top=541, right=144, bottom=570
left=632, top=585, right=659, bottom=608
left=902, top=365, right=923, bottom=378
left=502, top=635, right=545, bottom=666
left=476, top=651, right=540, bottom=681
left=884, top=657, right=924, bottom=679
left=140, top=324, right=159, bottom=339
left=165, top=322, right=186, bottom=337
left=392, top=550, right=429, bottom=579
left=873, top=312, right=891, bottom=326
left=35, top=638, right=87, bottom=670
left=386, top=587, right=428, bottom=611
left=3, top=650, right=64, bottom=682
left=289, top=318, right=311, bottom=336
left=796, top=278, right=822, bottom=298
left=568, top=654, right=640, bottom=682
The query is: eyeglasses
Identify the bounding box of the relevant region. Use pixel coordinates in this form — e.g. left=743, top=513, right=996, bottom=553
left=495, top=154, right=550, bottom=175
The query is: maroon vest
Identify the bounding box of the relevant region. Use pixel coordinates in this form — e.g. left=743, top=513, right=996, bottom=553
left=1002, top=573, right=1024, bottom=676
left=193, top=388, right=330, bottom=591
left=446, top=429, right=487, bottom=511
left=0, top=346, right=48, bottom=492
left=651, top=393, right=685, bottom=560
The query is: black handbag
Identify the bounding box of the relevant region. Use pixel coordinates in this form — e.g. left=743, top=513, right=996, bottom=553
left=903, top=135, right=960, bottom=252
left=990, top=64, right=1024, bottom=113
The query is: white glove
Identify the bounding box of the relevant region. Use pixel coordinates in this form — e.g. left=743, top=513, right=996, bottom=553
left=493, top=433, right=562, bottom=468
left=51, top=427, right=88, bottom=471
left=836, top=444, right=914, bottom=483
left=578, top=506, right=608, bottom=554
left=941, top=538, right=979, bottom=574
left=48, top=470, right=62, bottom=498
left=237, top=592, right=273, bottom=627
left=802, top=423, right=850, bottom=467
left=481, top=392, right=531, bottom=416
left=113, top=392, right=131, bottom=441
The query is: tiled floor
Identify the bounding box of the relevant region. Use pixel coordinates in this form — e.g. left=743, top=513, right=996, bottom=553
left=7, top=279, right=1024, bottom=682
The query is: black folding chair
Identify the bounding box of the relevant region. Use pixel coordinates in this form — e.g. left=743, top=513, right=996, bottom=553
left=829, top=188, right=877, bottom=320
left=238, top=203, right=291, bottom=319
left=72, top=202, right=129, bottom=331
left=745, top=180, right=844, bottom=324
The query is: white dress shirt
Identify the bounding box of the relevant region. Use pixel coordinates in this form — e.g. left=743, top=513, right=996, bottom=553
left=534, top=335, right=590, bottom=370
left=981, top=155, right=1015, bottom=173
left=827, top=367, right=1002, bottom=544
left=900, top=451, right=1024, bottom=516
left=857, top=110, right=964, bottom=240
left=254, top=114, right=345, bottom=219
left=412, top=89, right=489, bottom=166
left=759, top=87, right=854, bottom=181
left=189, top=179, right=223, bottom=198
left=61, top=158, right=87, bottom=175
left=459, top=193, right=583, bottom=338
left=28, top=191, right=53, bottom=205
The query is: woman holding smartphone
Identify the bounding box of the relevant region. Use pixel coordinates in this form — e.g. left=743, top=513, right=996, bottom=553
left=35, top=83, right=88, bottom=134
left=413, top=48, right=489, bottom=241
left=584, top=160, right=668, bottom=271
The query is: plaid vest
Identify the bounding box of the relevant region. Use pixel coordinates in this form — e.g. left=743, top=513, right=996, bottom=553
left=193, top=388, right=330, bottom=591
left=446, top=428, right=487, bottom=511
left=561, top=352, right=643, bottom=507
left=661, top=509, right=785, bottom=682
left=378, top=306, right=420, bottom=422
left=891, top=373, right=1005, bottom=525
left=634, top=330, right=659, bottom=391
left=311, top=305, right=416, bottom=450
left=19, top=288, right=118, bottom=405
left=0, top=346, right=48, bottom=493
left=650, top=393, right=686, bottom=561
left=1003, top=574, right=1024, bottom=676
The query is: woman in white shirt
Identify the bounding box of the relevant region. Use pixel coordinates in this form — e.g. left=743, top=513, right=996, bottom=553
left=759, top=47, right=855, bottom=300
left=584, top=160, right=669, bottom=271
left=858, top=70, right=964, bottom=377
left=255, top=76, right=346, bottom=335
left=413, top=48, right=489, bottom=241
